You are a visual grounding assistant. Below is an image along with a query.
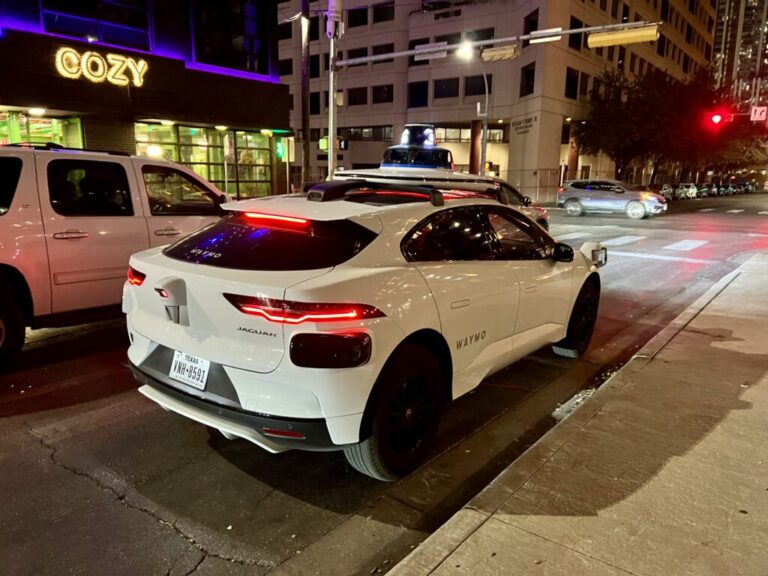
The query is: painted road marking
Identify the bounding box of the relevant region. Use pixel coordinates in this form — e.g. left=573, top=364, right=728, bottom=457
left=698, top=208, right=716, bottom=212
left=601, top=235, right=646, bottom=246
left=662, top=239, right=709, bottom=251
left=609, top=250, right=719, bottom=264
left=556, top=232, right=591, bottom=240
left=749, top=233, right=768, bottom=237
left=759, top=211, right=768, bottom=215
left=726, top=209, right=744, bottom=213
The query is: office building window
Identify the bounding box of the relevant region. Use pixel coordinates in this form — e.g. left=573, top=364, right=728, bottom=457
left=372, top=84, right=394, bottom=104
left=347, top=87, right=368, bottom=106
left=618, top=47, right=626, bottom=71
left=348, top=7, right=368, bottom=27
left=278, top=21, right=292, bottom=40
left=465, top=75, right=492, bottom=96
left=435, top=32, right=462, bottom=45
left=372, top=2, right=395, bottom=23
left=434, top=78, right=459, bottom=99
left=579, top=72, right=590, bottom=96
left=347, top=47, right=368, bottom=67
left=565, top=67, right=579, bottom=99
left=520, top=62, right=535, bottom=97
left=279, top=58, right=293, bottom=76
left=372, top=43, right=395, bottom=63
left=466, top=28, right=494, bottom=42
left=409, top=37, right=429, bottom=66
left=523, top=9, right=538, bottom=47
left=310, top=92, right=320, bottom=115
left=408, top=81, right=429, bottom=108
left=568, top=17, right=583, bottom=50
left=309, top=54, right=320, bottom=78
left=309, top=16, right=319, bottom=41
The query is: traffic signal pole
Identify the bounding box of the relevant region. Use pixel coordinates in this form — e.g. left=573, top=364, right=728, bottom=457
left=326, top=0, right=342, bottom=180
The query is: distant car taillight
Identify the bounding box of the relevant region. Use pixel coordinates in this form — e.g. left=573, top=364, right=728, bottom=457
left=290, top=332, right=372, bottom=368
left=223, top=294, right=385, bottom=324
left=127, top=266, right=146, bottom=286
left=557, top=186, right=566, bottom=193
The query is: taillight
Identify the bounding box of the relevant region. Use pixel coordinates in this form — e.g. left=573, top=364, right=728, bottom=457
left=127, top=266, right=146, bottom=286
left=290, top=332, right=372, bottom=368
left=223, top=294, right=385, bottom=324
left=558, top=186, right=566, bottom=193
left=242, top=212, right=309, bottom=227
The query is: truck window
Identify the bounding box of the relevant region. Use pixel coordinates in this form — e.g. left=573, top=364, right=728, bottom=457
left=142, top=165, right=219, bottom=215
left=48, top=160, right=133, bottom=217
left=0, top=157, right=23, bottom=216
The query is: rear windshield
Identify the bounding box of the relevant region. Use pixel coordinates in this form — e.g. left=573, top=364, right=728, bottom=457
left=163, top=211, right=378, bottom=270
left=0, top=157, right=23, bottom=216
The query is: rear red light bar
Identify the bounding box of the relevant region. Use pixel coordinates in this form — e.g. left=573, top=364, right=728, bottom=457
left=262, top=427, right=306, bottom=439
left=127, top=266, right=146, bottom=286
left=243, top=212, right=309, bottom=226
left=224, top=294, right=385, bottom=324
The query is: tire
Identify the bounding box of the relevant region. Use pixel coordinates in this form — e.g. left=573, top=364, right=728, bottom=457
left=0, top=280, right=25, bottom=371
left=343, top=344, right=444, bottom=481
left=565, top=199, right=584, bottom=217
left=553, top=281, right=599, bottom=359
left=626, top=201, right=646, bottom=220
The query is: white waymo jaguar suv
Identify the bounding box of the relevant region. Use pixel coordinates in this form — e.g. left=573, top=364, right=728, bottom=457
left=125, top=180, right=607, bottom=480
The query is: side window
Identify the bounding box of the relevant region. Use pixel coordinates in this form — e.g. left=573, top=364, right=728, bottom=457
left=402, top=208, right=495, bottom=262
left=142, top=166, right=219, bottom=216
left=48, top=160, right=133, bottom=217
left=571, top=182, right=588, bottom=190
left=500, top=183, right=523, bottom=205
left=486, top=209, right=548, bottom=260
left=0, top=157, right=23, bottom=216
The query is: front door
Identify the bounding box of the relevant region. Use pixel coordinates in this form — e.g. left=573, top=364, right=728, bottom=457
left=36, top=154, right=151, bottom=313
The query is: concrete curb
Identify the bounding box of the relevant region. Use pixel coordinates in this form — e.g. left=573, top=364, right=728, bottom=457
left=388, top=264, right=745, bottom=575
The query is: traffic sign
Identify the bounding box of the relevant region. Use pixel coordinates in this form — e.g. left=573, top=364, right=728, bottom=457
left=414, top=41, right=448, bottom=61
left=750, top=106, right=767, bottom=122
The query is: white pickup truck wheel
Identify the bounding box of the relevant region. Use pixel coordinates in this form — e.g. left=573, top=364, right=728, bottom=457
left=0, top=281, right=25, bottom=370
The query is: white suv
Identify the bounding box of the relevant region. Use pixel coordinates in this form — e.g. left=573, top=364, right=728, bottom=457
left=0, top=145, right=227, bottom=366
left=125, top=180, right=607, bottom=481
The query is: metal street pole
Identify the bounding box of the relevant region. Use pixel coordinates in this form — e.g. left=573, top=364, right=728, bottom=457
left=478, top=57, right=489, bottom=175
left=326, top=0, right=342, bottom=180
left=300, top=0, right=310, bottom=183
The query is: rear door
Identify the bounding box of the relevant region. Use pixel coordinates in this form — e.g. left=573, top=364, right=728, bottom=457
left=36, top=154, right=151, bottom=313
left=133, top=161, right=224, bottom=247
left=402, top=206, right=519, bottom=385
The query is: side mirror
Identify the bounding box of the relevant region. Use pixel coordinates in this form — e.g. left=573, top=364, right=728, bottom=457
left=552, top=243, right=574, bottom=263
left=522, top=195, right=532, bottom=206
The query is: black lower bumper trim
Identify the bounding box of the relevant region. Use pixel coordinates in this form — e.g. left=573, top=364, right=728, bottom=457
left=129, top=362, right=338, bottom=452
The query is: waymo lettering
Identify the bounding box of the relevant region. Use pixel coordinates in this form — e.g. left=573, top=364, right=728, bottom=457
left=55, top=47, right=149, bottom=87
left=456, top=330, right=486, bottom=350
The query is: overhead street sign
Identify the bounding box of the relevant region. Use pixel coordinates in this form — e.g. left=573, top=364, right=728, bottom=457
left=414, top=41, right=448, bottom=61
left=750, top=106, right=767, bottom=122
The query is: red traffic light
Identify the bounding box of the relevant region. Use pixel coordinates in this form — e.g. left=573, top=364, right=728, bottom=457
left=710, top=113, right=723, bottom=125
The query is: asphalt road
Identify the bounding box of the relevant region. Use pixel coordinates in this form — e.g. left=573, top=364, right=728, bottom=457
left=1, top=193, right=766, bottom=576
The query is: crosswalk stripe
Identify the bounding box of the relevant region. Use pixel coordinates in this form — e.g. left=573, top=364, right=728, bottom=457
left=759, top=211, right=768, bottom=215
left=608, top=250, right=719, bottom=264
left=662, top=240, right=709, bottom=251
left=556, top=232, right=590, bottom=240
left=601, top=235, right=646, bottom=246
left=698, top=208, right=716, bottom=212
left=726, top=209, right=744, bottom=213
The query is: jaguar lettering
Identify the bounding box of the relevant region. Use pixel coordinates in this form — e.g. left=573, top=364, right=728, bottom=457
left=237, top=326, right=278, bottom=338
left=456, top=330, right=487, bottom=350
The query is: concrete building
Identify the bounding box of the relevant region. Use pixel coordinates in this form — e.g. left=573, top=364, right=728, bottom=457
left=278, top=0, right=716, bottom=201
left=714, top=0, right=768, bottom=109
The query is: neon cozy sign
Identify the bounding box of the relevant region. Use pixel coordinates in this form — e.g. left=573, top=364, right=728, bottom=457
left=55, top=47, right=149, bottom=87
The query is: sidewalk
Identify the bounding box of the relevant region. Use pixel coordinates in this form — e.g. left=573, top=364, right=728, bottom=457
left=391, top=252, right=768, bottom=576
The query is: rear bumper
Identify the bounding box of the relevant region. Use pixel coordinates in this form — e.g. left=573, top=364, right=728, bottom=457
left=129, top=361, right=338, bottom=452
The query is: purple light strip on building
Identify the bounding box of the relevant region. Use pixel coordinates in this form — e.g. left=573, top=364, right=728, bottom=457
left=0, top=18, right=280, bottom=85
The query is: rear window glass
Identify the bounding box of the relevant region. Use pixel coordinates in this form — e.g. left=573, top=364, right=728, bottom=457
left=0, top=157, right=23, bottom=216
left=163, top=212, right=378, bottom=270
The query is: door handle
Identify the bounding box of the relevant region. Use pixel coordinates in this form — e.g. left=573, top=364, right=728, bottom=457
left=524, top=285, right=538, bottom=294
left=53, top=229, right=88, bottom=240
left=154, top=228, right=182, bottom=237
left=451, top=298, right=471, bottom=309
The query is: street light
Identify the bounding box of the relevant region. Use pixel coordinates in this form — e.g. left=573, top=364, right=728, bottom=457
left=457, top=41, right=489, bottom=175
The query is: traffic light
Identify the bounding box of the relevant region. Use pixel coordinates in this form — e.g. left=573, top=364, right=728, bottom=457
left=710, top=113, right=723, bottom=125
left=275, top=139, right=285, bottom=160
left=705, top=109, right=733, bottom=131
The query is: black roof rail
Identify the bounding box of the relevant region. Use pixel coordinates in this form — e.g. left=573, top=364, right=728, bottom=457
left=1, top=142, right=131, bottom=156
left=306, top=180, right=444, bottom=206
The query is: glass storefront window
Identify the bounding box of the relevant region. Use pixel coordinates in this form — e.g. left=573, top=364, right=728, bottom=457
left=135, top=122, right=273, bottom=199
left=0, top=111, right=83, bottom=148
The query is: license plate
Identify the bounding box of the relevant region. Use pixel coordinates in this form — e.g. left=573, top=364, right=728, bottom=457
left=169, top=351, right=210, bottom=390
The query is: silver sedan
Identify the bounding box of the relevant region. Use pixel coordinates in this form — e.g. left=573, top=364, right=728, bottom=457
left=557, top=179, right=667, bottom=219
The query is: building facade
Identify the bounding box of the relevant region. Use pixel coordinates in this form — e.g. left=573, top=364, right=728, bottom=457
left=714, top=0, right=768, bottom=109
left=278, top=0, right=715, bottom=201
left=0, top=0, right=291, bottom=198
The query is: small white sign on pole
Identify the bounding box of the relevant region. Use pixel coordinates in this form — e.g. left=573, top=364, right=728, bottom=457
left=750, top=106, right=767, bottom=122
left=414, top=41, right=448, bottom=61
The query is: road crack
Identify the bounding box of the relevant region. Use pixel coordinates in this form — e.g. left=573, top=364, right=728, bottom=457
left=29, top=431, right=275, bottom=570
